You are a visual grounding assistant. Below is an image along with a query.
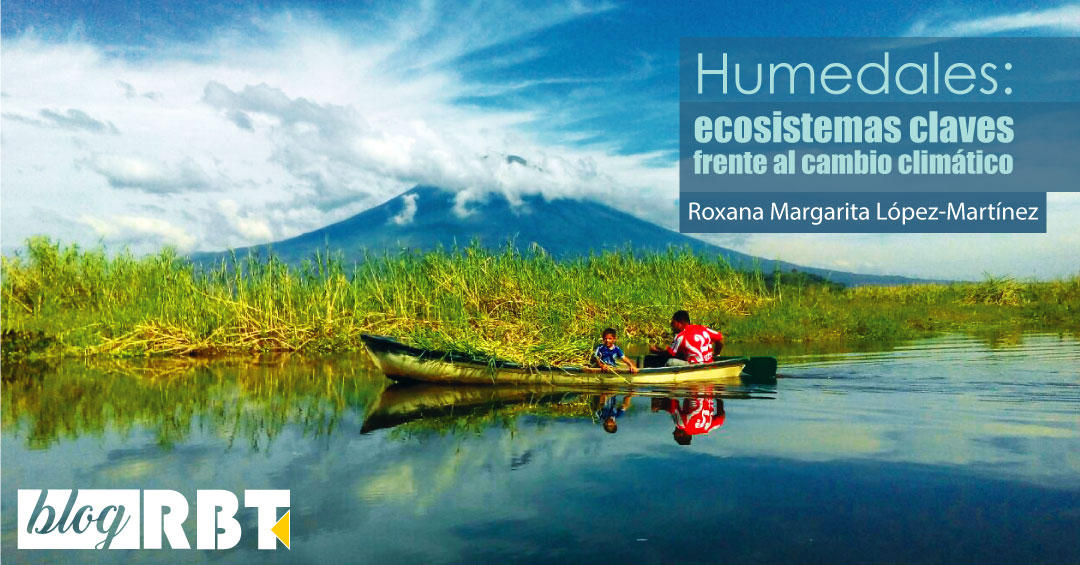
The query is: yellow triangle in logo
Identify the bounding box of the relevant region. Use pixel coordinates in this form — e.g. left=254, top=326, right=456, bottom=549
left=271, top=510, right=291, bottom=550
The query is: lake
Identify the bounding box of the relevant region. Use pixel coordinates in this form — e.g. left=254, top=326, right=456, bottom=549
left=3, top=334, right=1078, bottom=563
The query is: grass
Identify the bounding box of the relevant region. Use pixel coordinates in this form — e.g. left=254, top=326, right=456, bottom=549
left=2, top=237, right=1078, bottom=365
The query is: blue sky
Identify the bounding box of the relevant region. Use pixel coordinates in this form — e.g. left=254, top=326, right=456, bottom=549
left=2, top=1, right=1079, bottom=278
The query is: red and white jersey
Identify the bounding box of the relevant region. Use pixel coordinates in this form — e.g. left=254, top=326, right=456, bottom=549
left=667, top=397, right=725, bottom=436
left=667, top=324, right=723, bottom=364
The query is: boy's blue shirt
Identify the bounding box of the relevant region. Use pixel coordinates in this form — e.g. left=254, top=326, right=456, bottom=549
left=594, top=344, right=624, bottom=367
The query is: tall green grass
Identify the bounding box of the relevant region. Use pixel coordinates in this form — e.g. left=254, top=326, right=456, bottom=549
left=3, top=237, right=1077, bottom=364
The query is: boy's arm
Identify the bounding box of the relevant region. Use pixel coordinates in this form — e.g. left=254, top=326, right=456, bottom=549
left=594, top=352, right=617, bottom=373
left=621, top=355, right=638, bottom=373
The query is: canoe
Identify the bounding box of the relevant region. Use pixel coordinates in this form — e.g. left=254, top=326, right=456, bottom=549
left=360, top=334, right=769, bottom=386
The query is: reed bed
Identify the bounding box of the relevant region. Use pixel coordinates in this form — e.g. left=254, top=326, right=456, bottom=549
left=2, top=237, right=1077, bottom=365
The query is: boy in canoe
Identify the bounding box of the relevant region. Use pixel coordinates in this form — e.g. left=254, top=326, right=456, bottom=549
left=593, top=328, right=638, bottom=373
left=649, top=310, right=723, bottom=366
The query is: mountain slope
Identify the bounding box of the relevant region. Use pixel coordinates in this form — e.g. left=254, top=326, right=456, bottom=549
left=193, top=186, right=925, bottom=286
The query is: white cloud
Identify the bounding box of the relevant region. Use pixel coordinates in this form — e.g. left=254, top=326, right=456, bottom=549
left=218, top=199, right=274, bottom=241
left=906, top=4, right=1080, bottom=36
left=389, top=193, right=419, bottom=225
left=4, top=108, right=119, bottom=134
left=81, top=215, right=198, bottom=250
left=2, top=3, right=671, bottom=257
left=82, top=154, right=216, bottom=193
left=116, top=80, right=162, bottom=101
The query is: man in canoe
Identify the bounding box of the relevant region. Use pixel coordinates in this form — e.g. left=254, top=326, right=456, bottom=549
left=649, top=310, right=723, bottom=366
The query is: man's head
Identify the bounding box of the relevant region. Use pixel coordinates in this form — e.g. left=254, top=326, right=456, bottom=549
left=671, top=310, right=691, bottom=333
left=603, top=417, right=618, bottom=434
left=673, top=428, right=692, bottom=445
left=602, top=328, right=617, bottom=348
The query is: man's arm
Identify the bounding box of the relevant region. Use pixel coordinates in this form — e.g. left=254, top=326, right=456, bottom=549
left=667, top=334, right=684, bottom=357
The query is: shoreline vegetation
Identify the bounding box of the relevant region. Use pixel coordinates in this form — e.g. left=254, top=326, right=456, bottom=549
left=2, top=237, right=1077, bottom=366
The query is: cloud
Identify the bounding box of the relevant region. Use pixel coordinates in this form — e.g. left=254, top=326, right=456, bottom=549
left=4, top=2, right=660, bottom=256
left=225, top=109, right=253, bottom=130
left=201, top=81, right=353, bottom=134
left=3, top=108, right=119, bottom=134
left=81, top=215, right=198, bottom=250
left=198, top=78, right=658, bottom=217
left=216, top=199, right=274, bottom=241
left=379, top=0, right=617, bottom=71
left=83, top=154, right=216, bottom=193
left=116, top=80, right=163, bottom=101
left=117, top=80, right=137, bottom=99
left=906, top=4, right=1080, bottom=36
left=389, top=192, right=419, bottom=225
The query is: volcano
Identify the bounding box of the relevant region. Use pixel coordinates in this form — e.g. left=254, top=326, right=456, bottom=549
left=192, top=185, right=924, bottom=286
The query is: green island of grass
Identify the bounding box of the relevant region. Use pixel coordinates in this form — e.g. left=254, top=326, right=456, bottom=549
left=2, top=237, right=1077, bottom=365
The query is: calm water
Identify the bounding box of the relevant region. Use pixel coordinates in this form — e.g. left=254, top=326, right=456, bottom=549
left=3, top=334, right=1079, bottom=563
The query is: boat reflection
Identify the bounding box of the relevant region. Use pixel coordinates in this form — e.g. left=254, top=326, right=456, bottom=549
left=358, top=384, right=591, bottom=434
left=362, top=383, right=756, bottom=442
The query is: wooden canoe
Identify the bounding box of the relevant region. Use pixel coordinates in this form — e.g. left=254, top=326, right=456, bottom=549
left=360, top=334, right=760, bottom=386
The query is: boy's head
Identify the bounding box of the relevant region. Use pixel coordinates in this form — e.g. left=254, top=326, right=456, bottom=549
left=670, top=310, right=691, bottom=333
left=603, top=417, right=618, bottom=433
left=601, top=327, right=617, bottom=347
left=673, top=428, right=692, bottom=445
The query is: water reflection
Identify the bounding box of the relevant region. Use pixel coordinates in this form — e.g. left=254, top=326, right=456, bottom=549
left=2, top=355, right=386, bottom=449
left=594, top=393, right=631, bottom=433
left=2, top=356, right=758, bottom=449
left=3, top=335, right=1079, bottom=564
left=359, top=384, right=593, bottom=437
left=360, top=382, right=757, bottom=446
left=652, top=387, right=725, bottom=445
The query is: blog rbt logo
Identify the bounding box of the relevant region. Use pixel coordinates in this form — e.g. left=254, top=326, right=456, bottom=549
left=18, top=489, right=291, bottom=550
